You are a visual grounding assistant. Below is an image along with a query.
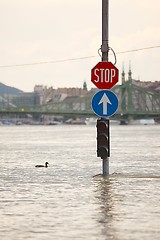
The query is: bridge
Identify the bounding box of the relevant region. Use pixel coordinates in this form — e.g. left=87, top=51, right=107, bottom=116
left=0, top=79, right=160, bottom=124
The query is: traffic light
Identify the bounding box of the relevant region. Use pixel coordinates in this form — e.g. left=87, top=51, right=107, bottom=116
left=96, top=118, right=110, bottom=159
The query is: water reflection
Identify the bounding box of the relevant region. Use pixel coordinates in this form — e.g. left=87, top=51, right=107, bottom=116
left=93, top=176, right=118, bottom=240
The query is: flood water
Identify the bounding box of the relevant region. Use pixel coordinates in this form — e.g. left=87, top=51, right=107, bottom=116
left=0, top=124, right=160, bottom=240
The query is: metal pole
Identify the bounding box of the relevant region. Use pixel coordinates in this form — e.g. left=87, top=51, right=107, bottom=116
left=101, top=0, right=109, bottom=62
left=103, top=158, right=109, bottom=176
left=102, top=0, right=109, bottom=176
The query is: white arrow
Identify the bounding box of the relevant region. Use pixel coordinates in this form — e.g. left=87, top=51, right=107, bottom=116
left=98, top=93, right=112, bottom=114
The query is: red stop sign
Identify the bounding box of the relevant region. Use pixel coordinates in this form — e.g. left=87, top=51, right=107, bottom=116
left=91, top=62, right=119, bottom=89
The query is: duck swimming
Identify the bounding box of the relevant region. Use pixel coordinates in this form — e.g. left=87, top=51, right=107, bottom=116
left=35, top=162, right=49, bottom=168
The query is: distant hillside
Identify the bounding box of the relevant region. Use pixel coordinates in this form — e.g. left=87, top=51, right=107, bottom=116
left=0, top=82, right=23, bottom=95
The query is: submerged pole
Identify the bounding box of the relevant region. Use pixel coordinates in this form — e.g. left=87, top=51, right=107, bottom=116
left=101, top=0, right=110, bottom=176
left=103, top=158, right=109, bottom=176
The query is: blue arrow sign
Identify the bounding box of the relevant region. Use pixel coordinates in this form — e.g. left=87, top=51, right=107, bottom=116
left=92, top=90, right=118, bottom=117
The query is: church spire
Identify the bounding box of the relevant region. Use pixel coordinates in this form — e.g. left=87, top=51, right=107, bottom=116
left=122, top=62, right=125, bottom=84
left=83, top=81, right=87, bottom=91
left=128, top=61, right=132, bottom=81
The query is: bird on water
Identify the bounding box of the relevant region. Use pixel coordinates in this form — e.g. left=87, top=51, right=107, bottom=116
left=35, top=162, right=49, bottom=168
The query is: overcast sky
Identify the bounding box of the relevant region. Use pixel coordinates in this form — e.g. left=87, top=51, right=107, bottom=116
left=0, top=0, right=159, bottom=92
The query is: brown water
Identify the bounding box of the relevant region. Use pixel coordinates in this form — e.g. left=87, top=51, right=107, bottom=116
left=0, top=125, right=160, bottom=240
